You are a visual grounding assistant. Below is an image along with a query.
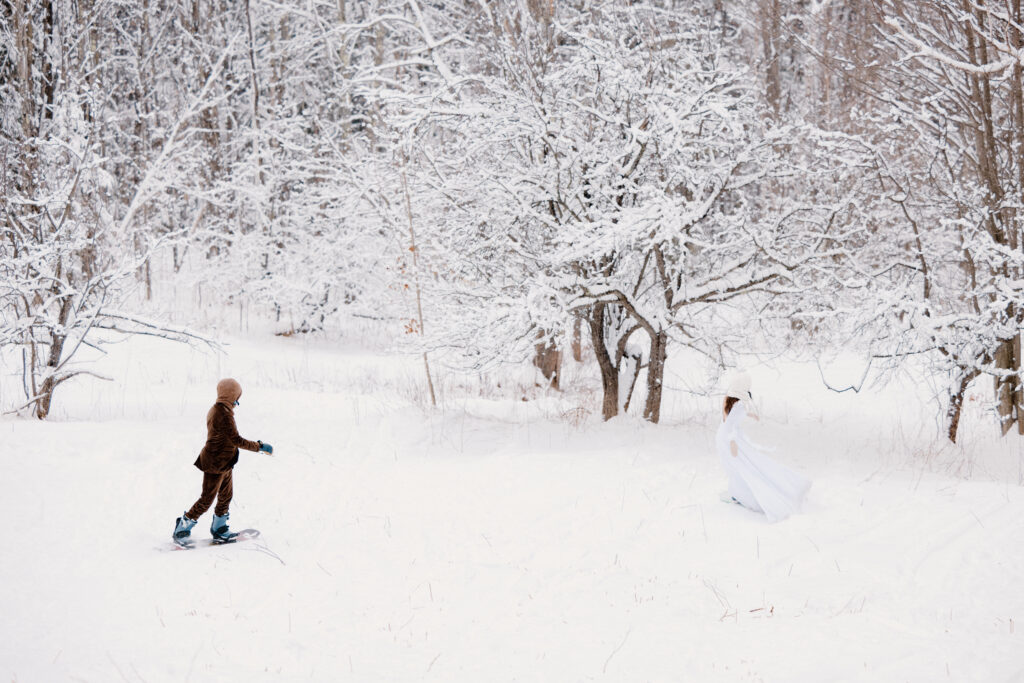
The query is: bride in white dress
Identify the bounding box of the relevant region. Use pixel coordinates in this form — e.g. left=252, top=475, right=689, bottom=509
left=716, top=372, right=811, bottom=522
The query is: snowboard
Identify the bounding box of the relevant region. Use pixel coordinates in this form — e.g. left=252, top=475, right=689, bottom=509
left=172, top=528, right=260, bottom=550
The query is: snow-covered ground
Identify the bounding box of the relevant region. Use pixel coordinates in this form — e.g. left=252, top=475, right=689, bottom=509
left=2, top=334, right=1023, bottom=682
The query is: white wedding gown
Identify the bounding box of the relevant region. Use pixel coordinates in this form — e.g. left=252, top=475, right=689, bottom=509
left=716, top=401, right=811, bottom=522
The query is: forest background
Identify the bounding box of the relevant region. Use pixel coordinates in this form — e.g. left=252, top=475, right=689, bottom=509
left=5, top=0, right=1024, bottom=444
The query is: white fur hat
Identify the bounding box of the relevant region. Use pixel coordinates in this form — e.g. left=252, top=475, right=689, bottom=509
left=724, top=370, right=752, bottom=399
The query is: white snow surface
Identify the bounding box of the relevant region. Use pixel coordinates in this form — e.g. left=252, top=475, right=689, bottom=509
left=1, top=335, right=1023, bottom=682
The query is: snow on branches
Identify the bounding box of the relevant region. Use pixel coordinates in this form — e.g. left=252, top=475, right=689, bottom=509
left=389, top=1, right=870, bottom=421
left=863, top=0, right=1024, bottom=440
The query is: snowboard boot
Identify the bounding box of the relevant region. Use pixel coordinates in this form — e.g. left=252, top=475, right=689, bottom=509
left=210, top=512, right=238, bottom=543
left=173, top=513, right=197, bottom=546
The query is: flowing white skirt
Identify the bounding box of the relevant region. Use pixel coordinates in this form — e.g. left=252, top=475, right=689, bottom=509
left=717, top=431, right=811, bottom=522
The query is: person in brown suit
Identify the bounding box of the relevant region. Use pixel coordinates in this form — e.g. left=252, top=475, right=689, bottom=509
left=172, top=378, right=273, bottom=545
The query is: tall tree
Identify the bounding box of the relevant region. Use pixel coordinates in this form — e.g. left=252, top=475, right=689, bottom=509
left=1, top=0, right=218, bottom=417
left=861, top=0, right=1024, bottom=440
left=397, top=1, right=869, bottom=422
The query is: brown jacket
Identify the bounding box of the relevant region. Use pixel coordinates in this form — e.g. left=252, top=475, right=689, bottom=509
left=194, top=378, right=261, bottom=474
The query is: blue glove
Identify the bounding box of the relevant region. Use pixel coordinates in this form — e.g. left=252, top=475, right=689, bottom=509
left=258, top=441, right=274, bottom=455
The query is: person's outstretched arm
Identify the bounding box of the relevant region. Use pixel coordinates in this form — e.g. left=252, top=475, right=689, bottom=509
left=224, top=411, right=261, bottom=452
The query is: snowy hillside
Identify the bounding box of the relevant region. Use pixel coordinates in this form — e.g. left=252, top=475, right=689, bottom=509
left=1, top=335, right=1022, bottom=682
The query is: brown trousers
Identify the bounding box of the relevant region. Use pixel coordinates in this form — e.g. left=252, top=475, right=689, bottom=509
left=186, top=470, right=233, bottom=520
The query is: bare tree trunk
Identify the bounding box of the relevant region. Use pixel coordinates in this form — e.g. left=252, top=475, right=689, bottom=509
left=958, top=0, right=1021, bottom=435
left=761, top=0, right=783, bottom=118
left=401, top=164, right=436, bottom=408
left=588, top=303, right=619, bottom=421
left=40, top=0, right=55, bottom=120
left=34, top=297, right=71, bottom=419
left=193, top=1, right=221, bottom=179
left=571, top=314, right=583, bottom=362
left=819, top=3, right=832, bottom=120
left=1010, top=0, right=1024, bottom=434
left=994, top=337, right=1021, bottom=436
left=947, top=368, right=979, bottom=443
left=34, top=346, right=62, bottom=419
left=1016, top=334, right=1024, bottom=436
left=642, top=329, right=668, bottom=424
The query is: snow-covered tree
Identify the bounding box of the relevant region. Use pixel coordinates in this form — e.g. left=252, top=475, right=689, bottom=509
left=1, top=0, right=216, bottom=417
left=854, top=0, right=1024, bottom=441
left=399, top=1, right=869, bottom=422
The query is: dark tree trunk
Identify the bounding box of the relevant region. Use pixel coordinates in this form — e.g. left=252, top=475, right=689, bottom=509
left=571, top=315, right=583, bottom=362
left=1016, top=334, right=1024, bottom=436
left=33, top=292, right=72, bottom=419
left=34, top=331, right=66, bottom=420
left=994, top=336, right=1021, bottom=436
left=588, top=303, right=619, bottom=421
left=41, top=0, right=56, bottom=122
left=642, top=329, right=668, bottom=424
left=947, top=368, right=979, bottom=443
